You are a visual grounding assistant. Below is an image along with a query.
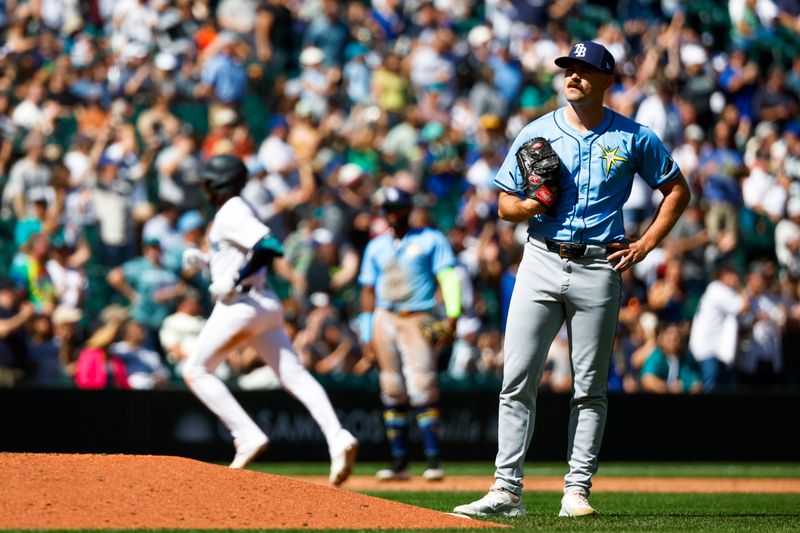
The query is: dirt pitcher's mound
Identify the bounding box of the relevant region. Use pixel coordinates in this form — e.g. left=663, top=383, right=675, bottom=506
left=0, top=453, right=500, bottom=530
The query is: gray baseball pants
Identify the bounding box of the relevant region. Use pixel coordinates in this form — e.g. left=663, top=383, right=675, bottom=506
left=494, top=236, right=621, bottom=495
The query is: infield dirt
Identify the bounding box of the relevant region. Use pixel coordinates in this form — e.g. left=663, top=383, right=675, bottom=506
left=0, top=453, right=500, bottom=530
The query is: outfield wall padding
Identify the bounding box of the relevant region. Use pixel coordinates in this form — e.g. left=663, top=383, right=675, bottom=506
left=2, top=387, right=797, bottom=461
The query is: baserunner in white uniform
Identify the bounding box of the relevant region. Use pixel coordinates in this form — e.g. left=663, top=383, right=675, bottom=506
left=181, top=155, right=357, bottom=484
left=454, top=41, right=691, bottom=517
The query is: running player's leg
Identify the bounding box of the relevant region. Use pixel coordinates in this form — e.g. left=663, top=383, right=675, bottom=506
left=562, top=257, right=621, bottom=493
left=183, top=301, right=266, bottom=452
left=494, top=241, right=565, bottom=495
left=254, top=327, right=343, bottom=444
left=253, top=324, right=357, bottom=484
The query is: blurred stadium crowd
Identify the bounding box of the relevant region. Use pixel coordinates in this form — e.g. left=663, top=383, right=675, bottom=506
left=1, top=0, right=800, bottom=394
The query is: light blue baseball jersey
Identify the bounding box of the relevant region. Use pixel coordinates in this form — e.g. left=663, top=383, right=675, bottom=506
left=359, top=227, right=456, bottom=312
left=494, top=106, right=681, bottom=244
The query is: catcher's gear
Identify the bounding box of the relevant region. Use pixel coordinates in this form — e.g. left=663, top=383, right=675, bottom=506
left=419, top=316, right=455, bottom=344
left=201, top=154, right=248, bottom=198
left=516, top=137, right=560, bottom=208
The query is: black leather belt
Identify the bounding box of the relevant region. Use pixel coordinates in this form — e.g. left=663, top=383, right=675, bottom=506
left=544, top=238, right=610, bottom=259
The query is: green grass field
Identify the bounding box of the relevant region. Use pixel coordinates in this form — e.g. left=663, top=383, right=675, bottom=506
left=368, top=491, right=800, bottom=532
left=244, top=462, right=800, bottom=532
left=5, top=463, right=799, bottom=532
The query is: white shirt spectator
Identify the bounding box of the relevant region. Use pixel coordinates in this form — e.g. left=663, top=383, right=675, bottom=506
left=742, top=165, right=787, bottom=219
left=410, top=42, right=454, bottom=91
left=63, top=149, right=91, bottom=189
left=465, top=156, right=498, bottom=192
left=2, top=158, right=54, bottom=215
left=46, top=258, right=87, bottom=309
left=91, top=186, right=129, bottom=247
left=738, top=292, right=784, bottom=375
left=11, top=99, right=47, bottom=132
left=142, top=213, right=183, bottom=253
left=109, top=340, right=170, bottom=389
left=775, top=214, right=800, bottom=276
left=671, top=142, right=701, bottom=183
left=111, top=0, right=158, bottom=52
left=159, top=311, right=212, bottom=376
left=689, top=280, right=746, bottom=365
left=257, top=134, right=296, bottom=175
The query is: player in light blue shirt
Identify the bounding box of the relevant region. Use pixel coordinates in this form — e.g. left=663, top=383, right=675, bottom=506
left=455, top=41, right=691, bottom=519
left=358, top=186, right=461, bottom=482
left=359, top=224, right=456, bottom=314
left=494, top=104, right=681, bottom=244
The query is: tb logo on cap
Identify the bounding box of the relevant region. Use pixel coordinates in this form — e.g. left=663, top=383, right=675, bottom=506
left=573, top=43, right=586, bottom=57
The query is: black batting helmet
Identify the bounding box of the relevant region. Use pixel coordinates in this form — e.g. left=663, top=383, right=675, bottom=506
left=201, top=155, right=248, bottom=198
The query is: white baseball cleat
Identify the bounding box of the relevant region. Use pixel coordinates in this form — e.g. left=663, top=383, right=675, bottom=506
left=329, top=429, right=359, bottom=486
left=559, top=488, right=597, bottom=517
left=453, top=486, right=526, bottom=517
left=229, top=434, right=269, bottom=469
left=375, top=468, right=411, bottom=481
left=422, top=467, right=445, bottom=481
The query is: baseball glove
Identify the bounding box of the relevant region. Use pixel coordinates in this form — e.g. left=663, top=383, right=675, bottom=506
left=515, top=137, right=560, bottom=208
left=419, top=316, right=455, bottom=344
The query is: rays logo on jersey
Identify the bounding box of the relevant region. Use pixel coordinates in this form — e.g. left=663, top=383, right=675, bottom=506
left=598, top=145, right=627, bottom=175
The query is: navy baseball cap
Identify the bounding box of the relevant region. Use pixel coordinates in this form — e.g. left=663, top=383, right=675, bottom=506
left=555, top=41, right=615, bottom=74
left=381, top=186, right=413, bottom=209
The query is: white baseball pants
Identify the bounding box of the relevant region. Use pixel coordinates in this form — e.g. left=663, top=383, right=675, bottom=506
left=183, top=288, right=343, bottom=455
left=493, top=236, right=621, bottom=495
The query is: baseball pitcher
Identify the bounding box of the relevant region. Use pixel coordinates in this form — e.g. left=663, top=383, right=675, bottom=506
left=454, top=41, right=691, bottom=517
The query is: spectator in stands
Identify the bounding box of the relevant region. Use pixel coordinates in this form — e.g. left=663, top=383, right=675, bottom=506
left=640, top=321, right=702, bottom=394
left=647, top=258, right=687, bottom=324
left=74, top=311, right=128, bottom=390
left=52, top=305, right=83, bottom=380
left=106, top=238, right=186, bottom=350
left=254, top=0, right=297, bottom=73
left=689, top=263, right=750, bottom=391
left=775, top=197, right=800, bottom=276
left=154, top=126, right=202, bottom=210
left=294, top=46, right=335, bottom=122
left=737, top=262, right=787, bottom=386
left=719, top=47, right=760, bottom=126
left=698, top=120, right=746, bottom=243
left=2, top=0, right=800, bottom=393
left=2, top=132, right=52, bottom=219
left=11, top=82, right=49, bottom=133
left=197, top=32, right=248, bottom=107
left=295, top=292, right=360, bottom=376
left=46, top=236, right=89, bottom=310
left=9, top=233, right=55, bottom=314
left=109, top=319, right=170, bottom=389
left=0, top=282, right=35, bottom=386
left=754, top=66, right=798, bottom=127
left=159, top=292, right=207, bottom=379
left=24, top=313, right=62, bottom=385
left=13, top=194, right=54, bottom=247
left=89, top=140, right=135, bottom=267
left=142, top=202, right=183, bottom=255
left=303, top=0, right=348, bottom=68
